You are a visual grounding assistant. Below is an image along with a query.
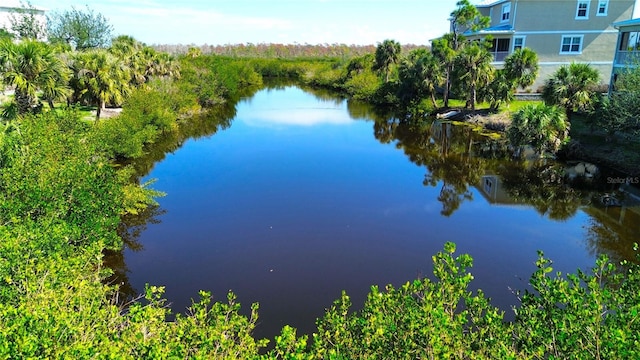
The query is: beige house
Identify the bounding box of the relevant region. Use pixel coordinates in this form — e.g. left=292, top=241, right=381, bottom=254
left=463, top=0, right=638, bottom=90
left=0, top=0, right=46, bottom=38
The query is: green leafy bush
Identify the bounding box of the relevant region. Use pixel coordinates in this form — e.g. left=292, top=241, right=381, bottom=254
left=343, top=70, right=380, bottom=100
left=307, top=242, right=516, bottom=359
left=0, top=110, right=122, bottom=248
left=507, top=103, right=569, bottom=155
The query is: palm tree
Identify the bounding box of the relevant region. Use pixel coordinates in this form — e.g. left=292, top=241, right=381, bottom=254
left=109, top=35, right=142, bottom=57
left=373, top=39, right=401, bottom=82
left=73, top=49, right=130, bottom=120
left=109, top=36, right=147, bottom=86
left=109, top=38, right=180, bottom=86
left=186, top=46, right=202, bottom=58
left=433, top=0, right=489, bottom=109
left=507, top=103, right=568, bottom=155
left=0, top=40, right=70, bottom=114
left=541, top=63, right=600, bottom=122
left=431, top=36, right=457, bottom=108
left=504, top=48, right=539, bottom=90
left=485, top=49, right=539, bottom=111
left=483, top=70, right=511, bottom=111
left=398, top=50, right=444, bottom=108
left=455, top=42, right=494, bottom=110
left=419, top=53, right=445, bottom=108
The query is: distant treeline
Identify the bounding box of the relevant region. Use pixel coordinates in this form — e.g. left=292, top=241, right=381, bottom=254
left=152, top=42, right=428, bottom=58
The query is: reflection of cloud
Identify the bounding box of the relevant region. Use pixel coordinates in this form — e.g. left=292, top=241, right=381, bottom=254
left=242, top=108, right=352, bottom=127
left=422, top=201, right=440, bottom=213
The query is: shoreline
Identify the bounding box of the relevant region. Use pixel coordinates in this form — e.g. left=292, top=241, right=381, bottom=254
left=435, top=108, right=640, bottom=178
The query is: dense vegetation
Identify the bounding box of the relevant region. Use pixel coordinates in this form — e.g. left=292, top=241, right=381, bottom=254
left=2, top=0, right=640, bottom=358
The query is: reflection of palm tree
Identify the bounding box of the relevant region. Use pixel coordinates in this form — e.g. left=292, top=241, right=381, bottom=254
left=438, top=182, right=473, bottom=217
left=426, top=153, right=484, bottom=217
left=500, top=161, right=583, bottom=220
left=373, top=117, right=398, bottom=144
left=397, top=119, right=487, bottom=216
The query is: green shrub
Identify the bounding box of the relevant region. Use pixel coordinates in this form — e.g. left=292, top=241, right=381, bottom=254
left=308, top=242, right=516, bottom=359
left=593, top=92, right=640, bottom=139
left=0, top=110, right=122, bottom=248
left=343, top=70, right=380, bottom=100
left=514, top=249, right=640, bottom=359
left=93, top=111, right=158, bottom=159
left=507, top=103, right=569, bottom=155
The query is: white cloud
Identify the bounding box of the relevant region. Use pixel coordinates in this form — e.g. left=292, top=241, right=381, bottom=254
left=119, top=6, right=291, bottom=30
left=36, top=0, right=455, bottom=45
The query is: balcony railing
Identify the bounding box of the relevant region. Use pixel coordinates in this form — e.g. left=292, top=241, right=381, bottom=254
left=615, top=50, right=640, bottom=65
left=490, top=51, right=509, bottom=62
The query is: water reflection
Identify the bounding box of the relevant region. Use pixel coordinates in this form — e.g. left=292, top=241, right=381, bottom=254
left=387, top=119, right=488, bottom=216
left=499, top=161, right=584, bottom=220
left=104, top=205, right=166, bottom=302
left=110, top=85, right=640, bottom=342
left=242, top=106, right=351, bottom=127
left=372, top=112, right=640, bottom=261
left=583, top=185, right=640, bottom=263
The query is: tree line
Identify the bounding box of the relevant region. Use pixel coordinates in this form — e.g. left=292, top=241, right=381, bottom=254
left=1, top=2, right=180, bottom=121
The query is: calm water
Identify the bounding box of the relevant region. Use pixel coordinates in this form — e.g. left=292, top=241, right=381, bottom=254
left=110, top=85, right=640, bottom=340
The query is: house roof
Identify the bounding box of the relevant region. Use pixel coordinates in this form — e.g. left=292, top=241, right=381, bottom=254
left=464, top=24, right=514, bottom=36
left=475, top=0, right=510, bottom=8
left=0, top=0, right=46, bottom=12
left=613, top=18, right=640, bottom=29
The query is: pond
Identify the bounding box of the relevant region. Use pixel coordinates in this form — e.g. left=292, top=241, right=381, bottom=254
left=107, top=84, right=640, bottom=341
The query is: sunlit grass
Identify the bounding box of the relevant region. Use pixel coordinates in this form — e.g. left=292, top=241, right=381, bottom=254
left=432, top=97, right=542, bottom=114
left=502, top=99, right=543, bottom=113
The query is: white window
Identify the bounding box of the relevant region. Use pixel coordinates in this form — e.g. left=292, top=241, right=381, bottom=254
left=597, top=0, right=609, bottom=16
left=513, top=36, right=526, bottom=51
left=501, top=3, right=511, bottom=23
left=576, top=0, right=590, bottom=19
left=560, top=35, right=583, bottom=54
left=619, top=31, right=640, bottom=51
left=484, top=177, right=494, bottom=194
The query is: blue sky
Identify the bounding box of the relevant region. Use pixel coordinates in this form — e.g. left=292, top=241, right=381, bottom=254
left=32, top=0, right=461, bottom=45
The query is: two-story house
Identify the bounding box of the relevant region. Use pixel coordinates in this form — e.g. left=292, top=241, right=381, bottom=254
left=0, top=0, right=46, bottom=38
left=463, top=0, right=638, bottom=90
